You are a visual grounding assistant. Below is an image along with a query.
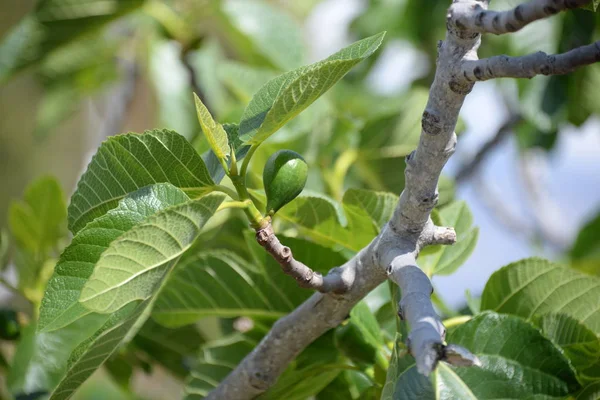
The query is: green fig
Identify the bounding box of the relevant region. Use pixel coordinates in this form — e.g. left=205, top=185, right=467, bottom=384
left=263, top=150, right=308, bottom=215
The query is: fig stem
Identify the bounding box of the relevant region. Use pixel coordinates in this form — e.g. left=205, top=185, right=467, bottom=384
left=217, top=200, right=253, bottom=212
left=229, top=175, right=268, bottom=229
left=240, top=144, right=259, bottom=179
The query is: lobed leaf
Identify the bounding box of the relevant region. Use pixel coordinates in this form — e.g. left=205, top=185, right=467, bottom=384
left=68, top=129, right=214, bottom=234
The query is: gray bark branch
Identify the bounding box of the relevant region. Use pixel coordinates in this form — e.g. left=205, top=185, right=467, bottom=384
left=453, top=0, right=590, bottom=35
left=462, top=41, right=600, bottom=81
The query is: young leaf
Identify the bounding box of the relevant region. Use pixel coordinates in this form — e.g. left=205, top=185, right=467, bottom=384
left=79, top=193, right=225, bottom=314
left=382, top=312, right=579, bottom=399
left=481, top=258, right=600, bottom=334
left=39, top=183, right=190, bottom=332
left=194, top=93, right=230, bottom=167
left=239, top=32, right=386, bottom=145
left=68, top=129, right=215, bottom=234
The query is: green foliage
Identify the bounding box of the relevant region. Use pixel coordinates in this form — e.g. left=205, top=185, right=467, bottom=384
left=153, top=238, right=346, bottom=327
left=420, top=201, right=479, bottom=276
left=334, top=302, right=384, bottom=367
left=0, top=0, right=145, bottom=81
left=481, top=258, right=600, bottom=333
left=382, top=312, right=579, bottom=399
left=9, top=176, right=66, bottom=255
left=1, top=2, right=598, bottom=398
left=238, top=32, right=385, bottom=145
left=68, top=129, right=215, bottom=234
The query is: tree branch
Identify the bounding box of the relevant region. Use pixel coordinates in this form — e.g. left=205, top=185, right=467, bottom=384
left=207, top=1, right=499, bottom=397
left=255, top=223, right=350, bottom=293
left=452, top=0, right=591, bottom=35
left=462, top=41, right=600, bottom=81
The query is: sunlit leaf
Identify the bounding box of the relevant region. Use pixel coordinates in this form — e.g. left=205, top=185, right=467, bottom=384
left=68, top=129, right=215, bottom=234
left=481, top=258, right=600, bottom=334
left=194, top=94, right=230, bottom=165
left=239, top=33, right=385, bottom=145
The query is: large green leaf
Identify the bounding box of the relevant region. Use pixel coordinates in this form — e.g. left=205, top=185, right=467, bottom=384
left=420, top=201, right=479, bottom=276
left=481, top=258, right=600, bottom=334
left=272, top=188, right=397, bottom=252
left=382, top=312, right=579, bottom=399
left=221, top=0, right=305, bottom=71
left=79, top=193, right=225, bottom=314
left=239, top=32, right=385, bottom=145
left=538, top=313, right=600, bottom=378
left=21, top=185, right=223, bottom=399
left=9, top=176, right=66, bottom=254
left=39, top=183, right=190, bottom=332
left=0, top=0, right=144, bottom=81
left=68, top=129, right=215, bottom=234
left=152, top=237, right=346, bottom=327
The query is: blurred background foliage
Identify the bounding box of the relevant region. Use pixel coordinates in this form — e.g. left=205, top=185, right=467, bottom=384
left=0, top=0, right=599, bottom=399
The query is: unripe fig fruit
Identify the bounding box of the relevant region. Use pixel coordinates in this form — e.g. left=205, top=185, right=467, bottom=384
left=263, top=150, right=308, bottom=215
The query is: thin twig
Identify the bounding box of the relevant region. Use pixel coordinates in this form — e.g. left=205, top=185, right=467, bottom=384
left=452, top=0, right=591, bottom=35
left=462, top=41, right=600, bottom=81
left=255, top=223, right=349, bottom=293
